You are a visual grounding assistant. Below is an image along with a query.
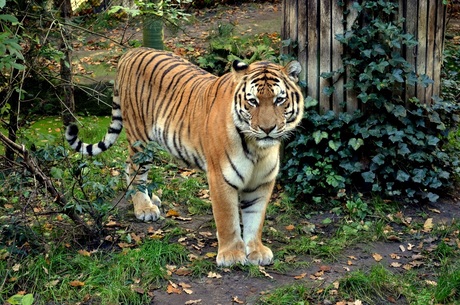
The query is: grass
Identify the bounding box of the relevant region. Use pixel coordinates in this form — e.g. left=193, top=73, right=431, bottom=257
left=3, top=114, right=460, bottom=305
left=2, top=239, right=188, bottom=305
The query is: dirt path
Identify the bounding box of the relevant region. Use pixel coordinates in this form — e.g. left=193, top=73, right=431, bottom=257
left=113, top=190, right=460, bottom=305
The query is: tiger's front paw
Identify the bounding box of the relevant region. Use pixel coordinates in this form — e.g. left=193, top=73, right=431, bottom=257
left=132, top=192, right=161, bottom=222
left=216, top=241, right=247, bottom=267
left=247, top=244, right=273, bottom=266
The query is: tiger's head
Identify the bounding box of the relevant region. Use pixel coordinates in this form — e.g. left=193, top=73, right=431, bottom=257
left=231, top=60, right=304, bottom=148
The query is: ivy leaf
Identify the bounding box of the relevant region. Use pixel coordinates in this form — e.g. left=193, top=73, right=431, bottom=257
left=391, top=69, right=404, bottom=82
left=398, top=143, right=410, bottom=155
left=393, top=105, right=407, bottom=118
left=372, top=154, right=385, bottom=166
left=426, top=192, right=439, bottom=203
left=304, top=96, right=318, bottom=109
left=362, top=171, right=375, bottom=183
left=412, top=168, right=426, bottom=183
left=427, top=136, right=440, bottom=146
left=313, top=130, right=328, bottom=144
left=322, top=86, right=335, bottom=96
left=328, top=140, right=341, bottom=151
left=348, top=138, right=364, bottom=150
left=396, top=170, right=410, bottom=182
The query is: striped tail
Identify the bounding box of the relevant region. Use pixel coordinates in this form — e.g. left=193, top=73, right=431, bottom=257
left=65, top=90, right=123, bottom=156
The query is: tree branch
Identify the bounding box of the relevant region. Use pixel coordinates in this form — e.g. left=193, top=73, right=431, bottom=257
left=0, top=131, right=98, bottom=237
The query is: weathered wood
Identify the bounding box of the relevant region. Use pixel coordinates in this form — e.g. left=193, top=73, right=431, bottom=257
left=282, top=0, right=447, bottom=113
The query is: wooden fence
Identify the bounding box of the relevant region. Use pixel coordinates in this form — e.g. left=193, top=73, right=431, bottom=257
left=281, top=0, right=447, bottom=113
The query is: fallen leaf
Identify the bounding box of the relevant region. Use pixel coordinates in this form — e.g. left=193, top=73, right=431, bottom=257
left=12, top=263, right=21, bottom=272
left=205, top=252, right=217, bottom=258
left=285, top=224, right=295, bottom=231
left=185, top=299, right=202, bottom=304
left=69, top=280, right=85, bottom=287
left=175, top=267, right=192, bottom=276
left=372, top=253, right=383, bottom=262
left=390, top=262, right=402, bottom=268
left=423, top=218, right=433, bottom=233
left=294, top=273, right=307, bottom=279
left=179, top=282, right=192, bottom=289
left=232, top=296, right=244, bottom=304
left=259, top=266, right=273, bottom=279
left=402, top=264, right=412, bottom=270
left=167, top=281, right=181, bottom=294
left=207, top=272, right=222, bottom=279
left=390, top=253, right=400, bottom=259
left=166, top=209, right=180, bottom=217
left=428, top=207, right=441, bottom=214
left=183, top=288, right=193, bottom=294
left=131, top=285, right=144, bottom=294
left=118, top=242, right=131, bottom=249
left=78, top=250, right=91, bottom=257
left=399, top=245, right=406, bottom=252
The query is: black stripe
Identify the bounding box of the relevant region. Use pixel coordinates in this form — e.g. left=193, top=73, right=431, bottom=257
left=86, top=144, right=93, bottom=156
left=224, top=176, right=238, bottom=190
left=240, top=197, right=260, bottom=209
left=68, top=136, right=77, bottom=146
left=243, top=181, right=271, bottom=193
left=74, top=140, right=82, bottom=152
left=226, top=152, right=244, bottom=183
left=108, top=127, right=122, bottom=134
left=98, top=141, right=107, bottom=151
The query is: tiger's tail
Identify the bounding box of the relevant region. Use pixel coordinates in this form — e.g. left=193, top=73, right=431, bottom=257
left=65, top=88, right=123, bottom=156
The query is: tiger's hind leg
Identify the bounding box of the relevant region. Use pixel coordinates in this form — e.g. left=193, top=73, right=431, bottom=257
left=125, top=153, right=161, bottom=222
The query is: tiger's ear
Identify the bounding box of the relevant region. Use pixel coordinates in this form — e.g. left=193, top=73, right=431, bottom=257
left=232, top=60, right=249, bottom=81
left=284, top=61, right=302, bottom=83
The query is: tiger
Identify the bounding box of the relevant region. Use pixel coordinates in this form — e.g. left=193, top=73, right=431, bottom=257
left=65, top=47, right=304, bottom=266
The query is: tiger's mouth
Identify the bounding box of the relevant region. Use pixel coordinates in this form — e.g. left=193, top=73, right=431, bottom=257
left=256, top=136, right=280, bottom=147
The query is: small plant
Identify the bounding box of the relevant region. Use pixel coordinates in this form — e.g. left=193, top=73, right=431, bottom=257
left=192, top=22, right=280, bottom=75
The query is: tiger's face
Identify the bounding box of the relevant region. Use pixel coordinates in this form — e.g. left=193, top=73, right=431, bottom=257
left=232, top=60, right=304, bottom=148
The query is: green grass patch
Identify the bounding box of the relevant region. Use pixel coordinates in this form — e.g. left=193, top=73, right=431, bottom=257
left=1, top=239, right=188, bottom=304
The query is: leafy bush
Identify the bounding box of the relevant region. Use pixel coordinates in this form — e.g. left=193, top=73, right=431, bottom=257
left=281, top=0, right=460, bottom=204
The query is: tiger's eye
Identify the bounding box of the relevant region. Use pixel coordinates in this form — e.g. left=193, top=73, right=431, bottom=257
left=275, top=97, right=286, bottom=105
left=247, top=98, right=258, bottom=106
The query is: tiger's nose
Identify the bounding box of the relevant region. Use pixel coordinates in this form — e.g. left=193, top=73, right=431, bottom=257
left=260, top=125, right=276, bottom=135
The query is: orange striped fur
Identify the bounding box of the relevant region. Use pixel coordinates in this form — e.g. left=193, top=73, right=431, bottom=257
left=66, top=48, right=304, bottom=266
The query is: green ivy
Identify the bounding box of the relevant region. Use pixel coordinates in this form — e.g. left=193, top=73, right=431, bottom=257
left=281, top=0, right=460, bottom=205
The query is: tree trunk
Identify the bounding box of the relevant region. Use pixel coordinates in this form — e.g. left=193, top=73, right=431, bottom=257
left=142, top=17, right=164, bottom=50
left=57, top=0, right=75, bottom=126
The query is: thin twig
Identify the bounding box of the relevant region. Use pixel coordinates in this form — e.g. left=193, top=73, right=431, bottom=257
left=0, top=131, right=98, bottom=236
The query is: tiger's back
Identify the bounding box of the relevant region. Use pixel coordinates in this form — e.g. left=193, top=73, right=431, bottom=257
left=118, top=48, right=228, bottom=171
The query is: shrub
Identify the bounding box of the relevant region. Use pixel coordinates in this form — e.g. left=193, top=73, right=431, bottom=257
left=281, top=0, right=460, bottom=205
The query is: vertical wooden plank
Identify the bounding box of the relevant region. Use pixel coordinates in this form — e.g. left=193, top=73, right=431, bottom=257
left=405, top=0, right=418, bottom=102
left=307, top=0, right=319, bottom=106
left=297, top=0, right=308, bottom=92
left=425, top=0, right=436, bottom=103
left=345, top=1, right=359, bottom=113
left=433, top=0, right=446, bottom=98
left=331, top=0, right=344, bottom=113
left=319, top=0, right=332, bottom=113
left=417, top=0, right=428, bottom=103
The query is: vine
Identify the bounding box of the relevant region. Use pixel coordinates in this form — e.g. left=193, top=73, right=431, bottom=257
left=281, top=0, right=460, bottom=205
